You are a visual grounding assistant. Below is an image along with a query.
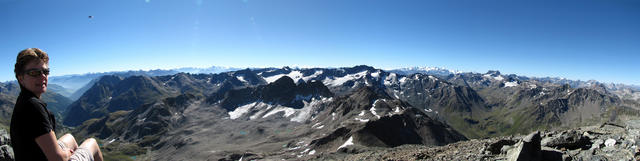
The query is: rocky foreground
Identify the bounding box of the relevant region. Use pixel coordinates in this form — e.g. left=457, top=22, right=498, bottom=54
left=0, top=129, right=13, bottom=161
left=3, top=120, right=640, bottom=161
left=295, top=120, right=640, bottom=161
left=4, top=119, right=640, bottom=161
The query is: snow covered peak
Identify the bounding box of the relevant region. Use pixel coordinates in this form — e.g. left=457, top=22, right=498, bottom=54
left=483, top=74, right=505, bottom=81
left=175, top=66, right=241, bottom=74
left=504, top=81, right=519, bottom=87
left=322, top=70, right=369, bottom=87
left=389, top=66, right=462, bottom=77
left=262, top=70, right=323, bottom=84
left=485, top=70, right=501, bottom=76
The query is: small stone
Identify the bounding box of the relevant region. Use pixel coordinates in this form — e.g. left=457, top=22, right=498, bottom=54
left=614, top=135, right=621, bottom=141
left=628, top=129, right=640, bottom=139
left=623, top=140, right=635, bottom=149
left=605, top=139, right=616, bottom=147
left=626, top=120, right=640, bottom=129
left=592, top=139, right=604, bottom=149
left=501, top=145, right=512, bottom=154
left=589, top=148, right=596, bottom=155
left=487, top=139, right=516, bottom=155
left=561, top=154, right=572, bottom=161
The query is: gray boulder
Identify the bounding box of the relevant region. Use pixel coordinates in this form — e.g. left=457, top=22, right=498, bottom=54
left=0, top=129, right=8, bottom=146
left=486, top=139, right=517, bottom=155
left=0, top=129, right=13, bottom=161
left=541, top=130, right=591, bottom=150
left=0, top=145, right=14, bottom=161
left=506, top=131, right=542, bottom=161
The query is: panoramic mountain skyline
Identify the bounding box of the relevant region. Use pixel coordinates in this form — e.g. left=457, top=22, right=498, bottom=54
left=40, top=65, right=640, bottom=160
left=1, top=0, right=638, bottom=85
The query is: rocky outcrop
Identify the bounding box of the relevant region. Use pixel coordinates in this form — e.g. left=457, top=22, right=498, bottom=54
left=540, top=130, right=591, bottom=150
left=0, top=129, right=14, bottom=161
left=504, top=131, right=542, bottom=161
left=315, top=120, right=640, bottom=161
left=497, top=122, right=638, bottom=161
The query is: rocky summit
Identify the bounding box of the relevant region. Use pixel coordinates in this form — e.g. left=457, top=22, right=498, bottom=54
left=312, top=120, right=640, bottom=161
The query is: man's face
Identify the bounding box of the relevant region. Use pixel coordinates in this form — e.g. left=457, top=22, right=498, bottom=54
left=18, top=60, right=49, bottom=97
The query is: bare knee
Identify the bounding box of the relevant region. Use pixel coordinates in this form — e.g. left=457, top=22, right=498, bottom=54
left=59, top=133, right=78, bottom=149
left=60, top=133, right=75, bottom=142
left=81, top=138, right=98, bottom=148
left=61, top=133, right=73, bottom=138
left=80, top=138, right=103, bottom=161
left=85, top=138, right=96, bottom=144
left=80, top=138, right=100, bottom=152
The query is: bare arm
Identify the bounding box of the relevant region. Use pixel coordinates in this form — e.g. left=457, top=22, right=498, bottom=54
left=35, top=131, right=72, bottom=161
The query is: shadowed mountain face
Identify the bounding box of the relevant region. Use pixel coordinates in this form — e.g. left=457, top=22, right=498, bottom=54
left=64, top=70, right=272, bottom=126
left=64, top=75, right=125, bottom=126
left=0, top=82, right=19, bottom=129
left=307, top=87, right=467, bottom=153
left=40, top=92, right=73, bottom=123
left=46, top=67, right=242, bottom=100
left=63, top=75, right=177, bottom=126
left=214, top=76, right=333, bottom=111
left=0, top=98, right=13, bottom=129
left=73, top=93, right=200, bottom=147
left=59, top=65, right=640, bottom=160
left=434, top=72, right=637, bottom=138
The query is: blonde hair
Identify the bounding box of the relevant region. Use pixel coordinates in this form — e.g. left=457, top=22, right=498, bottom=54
left=14, top=48, right=49, bottom=79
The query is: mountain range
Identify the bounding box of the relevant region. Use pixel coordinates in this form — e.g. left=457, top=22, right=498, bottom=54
left=1, top=65, right=640, bottom=160
left=37, top=66, right=242, bottom=101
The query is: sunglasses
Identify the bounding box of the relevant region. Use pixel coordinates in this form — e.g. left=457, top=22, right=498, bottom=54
left=23, top=68, right=50, bottom=77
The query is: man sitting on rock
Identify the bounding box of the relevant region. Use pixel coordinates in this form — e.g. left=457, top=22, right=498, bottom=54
left=10, top=48, right=104, bottom=161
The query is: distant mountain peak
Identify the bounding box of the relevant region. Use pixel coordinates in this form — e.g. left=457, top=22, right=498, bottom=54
left=485, top=70, right=501, bottom=76
left=351, top=65, right=376, bottom=71
left=389, top=66, right=462, bottom=77
left=407, top=66, right=461, bottom=73
left=272, top=76, right=296, bottom=87
left=282, top=66, right=292, bottom=71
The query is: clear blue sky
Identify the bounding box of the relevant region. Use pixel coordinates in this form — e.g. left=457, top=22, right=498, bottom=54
left=1, top=0, right=639, bottom=85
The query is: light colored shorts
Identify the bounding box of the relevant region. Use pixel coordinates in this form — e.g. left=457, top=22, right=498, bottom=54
left=57, top=140, right=94, bottom=161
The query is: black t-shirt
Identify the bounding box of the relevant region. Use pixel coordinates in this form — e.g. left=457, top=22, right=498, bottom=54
left=10, top=87, right=56, bottom=161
